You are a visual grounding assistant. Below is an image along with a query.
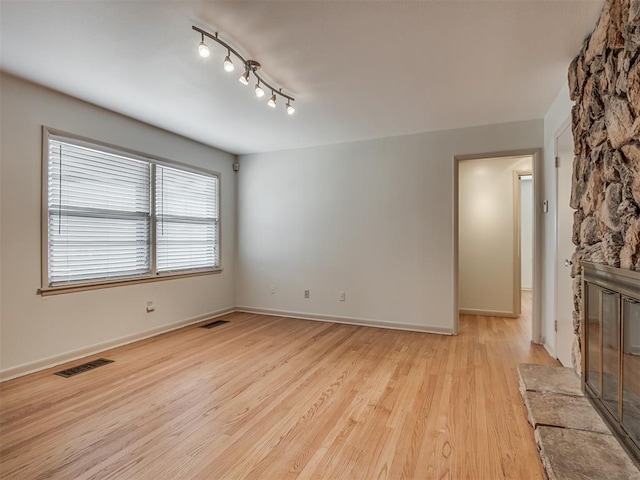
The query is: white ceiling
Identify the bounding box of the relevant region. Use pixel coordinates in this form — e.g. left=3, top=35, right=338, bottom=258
left=0, top=1, right=603, bottom=155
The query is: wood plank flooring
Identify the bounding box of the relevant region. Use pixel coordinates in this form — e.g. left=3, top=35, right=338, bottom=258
left=0, top=302, right=557, bottom=479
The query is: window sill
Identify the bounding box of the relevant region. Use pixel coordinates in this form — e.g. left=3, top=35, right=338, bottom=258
left=37, top=268, right=223, bottom=296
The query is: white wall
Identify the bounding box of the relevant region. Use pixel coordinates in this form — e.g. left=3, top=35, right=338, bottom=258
left=458, top=156, right=532, bottom=315
left=542, top=84, right=573, bottom=356
left=0, top=73, right=237, bottom=376
left=236, top=120, right=544, bottom=333
left=521, top=177, right=534, bottom=290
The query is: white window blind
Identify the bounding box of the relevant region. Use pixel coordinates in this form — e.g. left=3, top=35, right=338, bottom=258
left=155, top=165, right=219, bottom=273
left=47, top=139, right=151, bottom=285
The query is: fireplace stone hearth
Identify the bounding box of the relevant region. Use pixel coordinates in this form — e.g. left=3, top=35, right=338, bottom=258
left=518, top=364, right=640, bottom=479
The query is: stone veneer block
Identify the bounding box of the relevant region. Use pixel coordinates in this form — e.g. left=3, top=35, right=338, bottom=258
left=518, top=363, right=583, bottom=397
left=535, top=426, right=640, bottom=480
left=523, top=391, right=611, bottom=434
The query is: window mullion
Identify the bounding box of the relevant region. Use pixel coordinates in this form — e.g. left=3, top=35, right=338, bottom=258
left=150, top=163, right=157, bottom=276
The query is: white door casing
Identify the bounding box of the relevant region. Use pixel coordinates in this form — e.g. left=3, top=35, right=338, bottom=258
left=555, top=122, right=575, bottom=367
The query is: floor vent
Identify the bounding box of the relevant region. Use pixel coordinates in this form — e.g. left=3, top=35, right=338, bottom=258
left=200, top=320, right=229, bottom=329
left=55, top=358, right=114, bottom=378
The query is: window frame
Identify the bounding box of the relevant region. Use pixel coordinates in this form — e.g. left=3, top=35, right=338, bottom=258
left=39, top=127, right=222, bottom=296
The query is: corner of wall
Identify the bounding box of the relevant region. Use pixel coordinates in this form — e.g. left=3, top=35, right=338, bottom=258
left=541, top=83, right=574, bottom=358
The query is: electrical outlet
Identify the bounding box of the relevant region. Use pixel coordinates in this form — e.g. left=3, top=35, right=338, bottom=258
left=270, top=284, right=276, bottom=294
left=339, top=291, right=346, bottom=301
left=146, top=301, right=155, bottom=312
left=304, top=289, right=310, bottom=298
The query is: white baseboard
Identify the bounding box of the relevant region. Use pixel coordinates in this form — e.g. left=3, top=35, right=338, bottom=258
left=0, top=306, right=235, bottom=382
left=235, top=306, right=455, bottom=335
left=543, top=340, right=556, bottom=359
left=1, top=305, right=456, bottom=382
left=459, top=308, right=519, bottom=318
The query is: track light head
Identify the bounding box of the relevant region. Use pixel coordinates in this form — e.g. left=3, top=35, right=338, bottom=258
left=255, top=82, right=265, bottom=98
left=239, top=69, right=250, bottom=85
left=267, top=93, right=277, bottom=108
left=198, top=41, right=210, bottom=58
left=286, top=101, right=295, bottom=115
left=223, top=52, right=235, bottom=72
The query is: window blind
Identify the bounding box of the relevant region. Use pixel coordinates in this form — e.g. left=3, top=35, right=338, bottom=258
left=155, top=165, right=218, bottom=273
left=47, top=139, right=151, bottom=285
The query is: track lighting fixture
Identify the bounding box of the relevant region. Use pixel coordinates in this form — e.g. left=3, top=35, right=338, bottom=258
left=223, top=50, right=235, bottom=72
left=192, top=25, right=296, bottom=115
left=255, top=81, right=265, bottom=98
left=267, top=92, right=277, bottom=108
left=198, top=33, right=210, bottom=58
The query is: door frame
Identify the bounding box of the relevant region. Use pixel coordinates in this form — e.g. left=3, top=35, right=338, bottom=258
left=453, top=148, right=543, bottom=343
left=514, top=169, right=534, bottom=317
left=554, top=116, right=573, bottom=362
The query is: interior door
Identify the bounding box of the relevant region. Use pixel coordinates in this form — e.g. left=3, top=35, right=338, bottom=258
left=556, top=124, right=575, bottom=367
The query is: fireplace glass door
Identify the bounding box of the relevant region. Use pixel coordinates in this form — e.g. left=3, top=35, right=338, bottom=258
left=601, top=289, right=620, bottom=418
left=586, top=282, right=601, bottom=395
left=622, top=296, right=640, bottom=448
left=582, top=262, right=640, bottom=467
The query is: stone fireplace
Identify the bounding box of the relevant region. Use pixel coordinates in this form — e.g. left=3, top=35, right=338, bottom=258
left=566, top=0, right=640, bottom=470
left=516, top=1, right=640, bottom=475
left=567, top=0, right=640, bottom=373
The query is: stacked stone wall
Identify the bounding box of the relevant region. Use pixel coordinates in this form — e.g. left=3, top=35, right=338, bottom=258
left=568, top=0, right=639, bottom=371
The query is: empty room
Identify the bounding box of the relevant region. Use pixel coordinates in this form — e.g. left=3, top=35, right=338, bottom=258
left=1, top=0, right=640, bottom=478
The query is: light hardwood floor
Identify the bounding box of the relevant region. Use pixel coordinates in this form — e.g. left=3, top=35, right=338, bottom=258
left=1, top=300, right=556, bottom=479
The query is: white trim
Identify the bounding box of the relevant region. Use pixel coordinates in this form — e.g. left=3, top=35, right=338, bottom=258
left=235, top=306, right=455, bottom=335
left=0, top=306, right=456, bottom=382
left=459, top=308, right=519, bottom=318
left=0, top=306, right=235, bottom=382
left=530, top=149, right=544, bottom=344
left=554, top=117, right=573, bottom=363
left=513, top=168, right=533, bottom=317
left=453, top=158, right=460, bottom=334
left=543, top=340, right=556, bottom=358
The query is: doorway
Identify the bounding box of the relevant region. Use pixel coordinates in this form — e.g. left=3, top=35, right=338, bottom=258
left=454, top=149, right=542, bottom=342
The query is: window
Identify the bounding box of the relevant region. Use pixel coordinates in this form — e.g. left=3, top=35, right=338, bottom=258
left=43, top=129, right=220, bottom=292
left=155, top=165, right=218, bottom=273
